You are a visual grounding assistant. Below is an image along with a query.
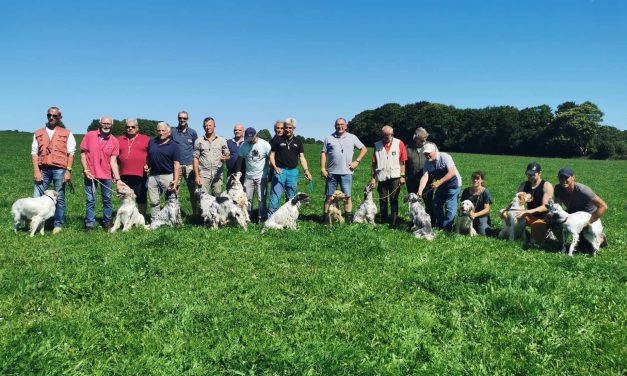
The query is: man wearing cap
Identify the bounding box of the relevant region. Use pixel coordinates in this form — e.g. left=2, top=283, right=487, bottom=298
left=226, top=124, right=246, bottom=188
left=171, top=111, right=198, bottom=215
left=370, top=125, right=408, bottom=227
left=320, top=117, right=368, bottom=224
left=236, top=127, right=272, bottom=222
left=268, top=117, right=313, bottom=216
left=193, top=117, right=230, bottom=197
left=32, top=106, right=77, bottom=234
left=553, top=167, right=608, bottom=249
left=505, top=162, right=554, bottom=245
left=417, top=143, right=461, bottom=231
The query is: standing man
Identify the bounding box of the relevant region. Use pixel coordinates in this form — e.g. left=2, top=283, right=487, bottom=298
left=80, top=115, right=121, bottom=231
left=147, top=122, right=181, bottom=218
left=226, top=124, right=246, bottom=188
left=31, top=106, right=77, bottom=234
left=406, top=127, right=435, bottom=225
left=117, top=118, right=150, bottom=216
left=370, top=125, right=407, bottom=227
left=320, top=117, right=367, bottom=224
left=553, top=167, right=608, bottom=250
left=268, top=117, right=312, bottom=216
left=193, top=117, right=230, bottom=197
left=236, top=127, right=272, bottom=222
left=170, top=111, right=198, bottom=215
left=417, top=143, right=461, bottom=231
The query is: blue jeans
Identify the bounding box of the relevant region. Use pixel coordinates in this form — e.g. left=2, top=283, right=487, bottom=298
left=433, top=185, right=460, bottom=231
left=473, top=216, right=492, bottom=235
left=268, top=168, right=299, bottom=216
left=33, top=167, right=66, bottom=228
left=84, top=178, right=113, bottom=228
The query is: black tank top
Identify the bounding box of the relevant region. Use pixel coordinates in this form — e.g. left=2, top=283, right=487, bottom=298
left=523, top=180, right=546, bottom=217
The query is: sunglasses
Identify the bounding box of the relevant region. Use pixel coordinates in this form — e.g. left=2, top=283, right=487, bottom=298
left=126, top=126, right=137, bottom=129
left=178, top=117, right=188, bottom=120
left=47, top=114, right=60, bottom=119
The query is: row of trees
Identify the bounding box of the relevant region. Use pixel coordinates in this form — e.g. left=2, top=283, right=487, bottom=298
left=348, top=101, right=626, bottom=159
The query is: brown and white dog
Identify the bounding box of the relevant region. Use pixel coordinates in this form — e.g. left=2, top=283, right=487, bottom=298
left=110, top=183, right=147, bottom=233
left=327, top=191, right=347, bottom=225
left=456, top=199, right=477, bottom=236
left=11, top=190, right=59, bottom=237
left=499, top=192, right=532, bottom=241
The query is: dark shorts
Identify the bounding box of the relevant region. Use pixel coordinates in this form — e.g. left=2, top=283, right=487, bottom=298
left=121, top=175, right=147, bottom=204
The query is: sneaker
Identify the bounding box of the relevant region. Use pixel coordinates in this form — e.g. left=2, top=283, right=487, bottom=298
left=52, top=227, right=63, bottom=234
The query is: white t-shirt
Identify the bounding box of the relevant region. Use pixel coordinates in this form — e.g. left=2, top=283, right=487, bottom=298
left=239, top=139, right=271, bottom=179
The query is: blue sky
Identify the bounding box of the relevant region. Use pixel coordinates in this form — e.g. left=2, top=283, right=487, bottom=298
left=1, top=0, right=625, bottom=141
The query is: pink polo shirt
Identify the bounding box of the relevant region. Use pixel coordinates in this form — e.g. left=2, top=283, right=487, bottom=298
left=80, top=130, right=120, bottom=179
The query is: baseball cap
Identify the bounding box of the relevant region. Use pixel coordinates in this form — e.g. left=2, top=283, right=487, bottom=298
left=526, top=162, right=541, bottom=175
left=244, top=127, right=257, bottom=142
left=422, top=143, right=437, bottom=154
left=558, top=167, right=574, bottom=178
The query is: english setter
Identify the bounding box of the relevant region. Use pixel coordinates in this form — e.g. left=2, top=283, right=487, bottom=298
left=196, top=188, right=247, bottom=230
left=11, top=190, right=59, bottom=237
left=498, top=192, right=531, bottom=241
left=353, top=184, right=377, bottom=224
left=110, top=184, right=147, bottom=232
left=455, top=199, right=477, bottom=236
left=546, top=200, right=604, bottom=256
left=149, top=192, right=182, bottom=230
left=221, top=172, right=250, bottom=223
left=262, top=192, right=310, bottom=233
left=404, top=193, right=435, bottom=240
left=327, top=191, right=347, bottom=225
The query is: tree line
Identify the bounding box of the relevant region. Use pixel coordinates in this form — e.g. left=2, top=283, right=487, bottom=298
left=348, top=101, right=626, bottom=159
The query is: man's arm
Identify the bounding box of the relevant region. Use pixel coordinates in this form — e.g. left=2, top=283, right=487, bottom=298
left=417, top=171, right=429, bottom=196
left=589, top=196, right=608, bottom=224
left=349, top=146, right=368, bottom=171
left=433, top=165, right=457, bottom=188
left=81, top=152, right=94, bottom=179
left=269, top=151, right=280, bottom=174
left=193, top=158, right=201, bottom=186
left=109, top=156, right=120, bottom=182
left=299, top=153, right=312, bottom=181
left=320, top=151, right=328, bottom=178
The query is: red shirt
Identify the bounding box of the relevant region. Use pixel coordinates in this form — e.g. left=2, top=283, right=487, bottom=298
left=80, top=131, right=119, bottom=179
left=118, top=134, right=150, bottom=177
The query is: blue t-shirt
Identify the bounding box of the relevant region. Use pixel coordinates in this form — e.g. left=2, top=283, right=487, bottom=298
left=148, top=138, right=181, bottom=175
left=321, top=132, right=365, bottom=175
left=170, top=127, right=197, bottom=165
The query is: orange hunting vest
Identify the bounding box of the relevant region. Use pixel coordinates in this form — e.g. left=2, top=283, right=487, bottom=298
left=35, top=127, right=70, bottom=168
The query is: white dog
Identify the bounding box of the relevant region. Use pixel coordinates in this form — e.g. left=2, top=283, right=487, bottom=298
left=110, top=184, right=147, bottom=233
left=456, top=199, right=477, bottom=236
left=262, top=192, right=310, bottom=233
left=546, top=200, right=604, bottom=256
left=149, top=192, right=182, bottom=230
left=195, top=189, right=218, bottom=226
left=11, top=190, right=59, bottom=237
left=404, top=193, right=435, bottom=240
left=221, top=172, right=250, bottom=223
left=353, top=184, right=377, bottom=224
left=498, top=192, right=531, bottom=242
left=212, top=196, right=249, bottom=230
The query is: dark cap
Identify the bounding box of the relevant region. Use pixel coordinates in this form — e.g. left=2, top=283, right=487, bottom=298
left=244, top=127, right=257, bottom=142
left=558, top=167, right=574, bottom=178
left=526, top=162, right=541, bottom=175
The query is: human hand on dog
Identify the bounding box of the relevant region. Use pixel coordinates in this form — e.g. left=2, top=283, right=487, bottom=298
left=167, top=181, right=179, bottom=193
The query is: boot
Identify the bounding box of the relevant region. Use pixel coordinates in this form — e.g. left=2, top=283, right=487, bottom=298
left=390, top=212, right=398, bottom=228
left=379, top=202, right=388, bottom=224
left=345, top=212, right=353, bottom=224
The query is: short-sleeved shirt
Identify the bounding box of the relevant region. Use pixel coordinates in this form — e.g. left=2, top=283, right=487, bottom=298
left=170, top=127, right=197, bottom=165
left=80, top=130, right=120, bottom=179
left=193, top=135, right=229, bottom=178
left=461, top=187, right=493, bottom=214
left=239, top=139, right=271, bottom=180
left=322, top=132, right=365, bottom=175
left=118, top=134, right=150, bottom=177
left=271, top=136, right=304, bottom=169
left=554, top=182, right=598, bottom=214
left=423, top=152, right=461, bottom=189
left=406, top=142, right=436, bottom=179
left=147, top=138, right=181, bottom=175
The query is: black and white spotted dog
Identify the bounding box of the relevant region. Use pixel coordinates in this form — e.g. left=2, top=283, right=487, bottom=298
left=195, top=189, right=218, bottom=226
left=404, top=193, right=435, bottom=240
left=221, top=172, right=250, bottom=223
left=262, top=192, right=310, bottom=233
left=353, top=184, right=377, bottom=224
left=149, top=192, right=182, bottom=230
left=196, top=188, right=247, bottom=230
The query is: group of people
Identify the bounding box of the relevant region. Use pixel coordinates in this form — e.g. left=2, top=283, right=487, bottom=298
left=31, top=106, right=609, bottom=250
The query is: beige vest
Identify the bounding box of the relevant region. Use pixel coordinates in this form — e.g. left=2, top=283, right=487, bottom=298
left=374, top=138, right=401, bottom=181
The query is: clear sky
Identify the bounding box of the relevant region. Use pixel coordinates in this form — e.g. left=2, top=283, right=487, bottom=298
left=1, top=0, right=625, bottom=140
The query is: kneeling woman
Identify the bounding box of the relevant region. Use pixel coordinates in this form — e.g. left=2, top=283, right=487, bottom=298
left=460, top=171, right=493, bottom=235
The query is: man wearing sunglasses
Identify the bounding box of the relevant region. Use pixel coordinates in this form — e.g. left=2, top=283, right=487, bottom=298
left=31, top=106, right=77, bottom=234
left=171, top=111, right=198, bottom=216
left=117, top=118, right=150, bottom=216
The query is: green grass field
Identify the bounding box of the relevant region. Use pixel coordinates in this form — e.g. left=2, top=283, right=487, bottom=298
left=1, top=130, right=625, bottom=375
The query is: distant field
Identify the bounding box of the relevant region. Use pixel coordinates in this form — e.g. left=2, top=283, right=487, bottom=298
left=1, top=130, right=625, bottom=375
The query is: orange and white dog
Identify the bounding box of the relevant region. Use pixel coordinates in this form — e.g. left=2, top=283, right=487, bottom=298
left=499, top=192, right=532, bottom=241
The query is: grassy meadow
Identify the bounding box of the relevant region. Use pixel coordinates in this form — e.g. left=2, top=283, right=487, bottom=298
left=0, top=130, right=625, bottom=375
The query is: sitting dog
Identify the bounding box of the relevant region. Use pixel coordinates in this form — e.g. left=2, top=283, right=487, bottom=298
left=455, top=199, right=477, bottom=236
left=546, top=200, right=604, bottom=256
left=326, top=191, right=347, bottom=225
left=211, top=196, right=249, bottom=230
left=498, top=192, right=531, bottom=242
left=262, top=192, right=310, bottom=233
left=195, top=189, right=218, bottom=226
left=404, top=193, right=435, bottom=240
left=149, top=192, right=182, bottom=230
left=221, top=172, right=250, bottom=223
left=353, top=184, right=377, bottom=224
left=110, top=183, right=147, bottom=232
left=11, top=190, right=59, bottom=237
